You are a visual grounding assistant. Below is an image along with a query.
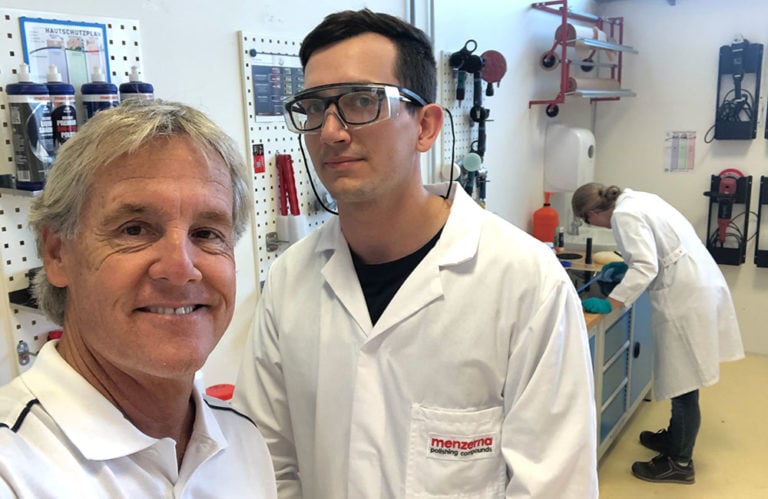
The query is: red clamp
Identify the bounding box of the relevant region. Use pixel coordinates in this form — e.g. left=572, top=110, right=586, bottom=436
left=277, top=154, right=300, bottom=216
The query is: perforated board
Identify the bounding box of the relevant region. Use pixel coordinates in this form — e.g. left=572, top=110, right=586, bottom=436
left=0, top=9, right=145, bottom=382
left=238, top=32, right=334, bottom=281
left=437, top=50, right=478, bottom=194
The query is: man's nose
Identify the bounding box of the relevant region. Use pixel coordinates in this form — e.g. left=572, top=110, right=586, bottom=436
left=148, top=230, right=203, bottom=284
left=318, top=106, right=350, bottom=142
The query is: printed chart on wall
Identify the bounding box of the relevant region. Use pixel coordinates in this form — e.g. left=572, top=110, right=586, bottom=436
left=19, top=17, right=110, bottom=88
left=664, top=131, right=696, bottom=173
left=250, top=52, right=303, bottom=120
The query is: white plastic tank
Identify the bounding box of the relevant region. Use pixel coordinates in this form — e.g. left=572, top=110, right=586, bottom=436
left=543, top=124, right=595, bottom=192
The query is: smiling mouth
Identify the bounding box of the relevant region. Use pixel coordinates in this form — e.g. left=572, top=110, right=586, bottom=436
left=140, top=305, right=202, bottom=315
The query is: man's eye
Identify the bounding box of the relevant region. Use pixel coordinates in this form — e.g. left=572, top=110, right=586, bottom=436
left=193, top=229, right=222, bottom=241
left=123, top=225, right=144, bottom=236
left=350, top=93, right=376, bottom=108
left=303, top=100, right=325, bottom=115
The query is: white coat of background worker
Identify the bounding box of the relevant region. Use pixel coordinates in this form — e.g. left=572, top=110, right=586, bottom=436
left=572, top=182, right=744, bottom=485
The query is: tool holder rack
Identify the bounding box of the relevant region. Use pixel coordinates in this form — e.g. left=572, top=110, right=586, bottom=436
left=529, top=0, right=637, bottom=117
left=754, top=176, right=768, bottom=267
left=704, top=174, right=752, bottom=266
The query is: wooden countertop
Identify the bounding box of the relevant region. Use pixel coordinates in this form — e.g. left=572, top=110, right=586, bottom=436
left=584, top=312, right=603, bottom=330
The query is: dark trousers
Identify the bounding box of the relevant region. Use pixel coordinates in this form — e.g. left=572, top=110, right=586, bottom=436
left=666, top=389, right=700, bottom=462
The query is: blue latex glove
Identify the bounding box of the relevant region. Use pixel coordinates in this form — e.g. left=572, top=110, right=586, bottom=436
left=582, top=297, right=612, bottom=314
left=597, top=261, right=628, bottom=282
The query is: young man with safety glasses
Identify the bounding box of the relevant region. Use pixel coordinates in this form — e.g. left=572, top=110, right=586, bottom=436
left=235, top=9, right=598, bottom=498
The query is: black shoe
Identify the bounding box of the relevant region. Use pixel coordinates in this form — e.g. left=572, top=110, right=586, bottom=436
left=639, top=429, right=669, bottom=453
left=631, top=454, right=695, bottom=484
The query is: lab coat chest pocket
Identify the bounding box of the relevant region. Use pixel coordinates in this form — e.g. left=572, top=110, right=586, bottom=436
left=406, top=404, right=505, bottom=498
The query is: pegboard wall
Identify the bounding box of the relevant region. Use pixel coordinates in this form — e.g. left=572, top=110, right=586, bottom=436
left=0, top=8, right=145, bottom=383
left=439, top=49, right=476, bottom=179
left=238, top=31, right=334, bottom=281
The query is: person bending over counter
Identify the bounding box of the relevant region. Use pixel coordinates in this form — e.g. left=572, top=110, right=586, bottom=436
left=234, top=9, right=598, bottom=498
left=573, top=182, right=744, bottom=485
left=0, top=99, right=277, bottom=498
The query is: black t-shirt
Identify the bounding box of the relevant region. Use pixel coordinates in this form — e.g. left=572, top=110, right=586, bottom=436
left=351, top=228, right=443, bottom=325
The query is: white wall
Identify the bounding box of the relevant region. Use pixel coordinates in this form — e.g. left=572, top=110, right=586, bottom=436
left=596, top=0, right=768, bottom=354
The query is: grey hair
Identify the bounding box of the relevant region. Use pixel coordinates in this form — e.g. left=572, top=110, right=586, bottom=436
left=28, top=99, right=252, bottom=325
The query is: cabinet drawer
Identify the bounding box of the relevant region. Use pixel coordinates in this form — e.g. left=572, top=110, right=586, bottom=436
left=602, top=347, right=628, bottom=404
left=603, top=312, right=630, bottom=363
left=600, top=385, right=627, bottom=442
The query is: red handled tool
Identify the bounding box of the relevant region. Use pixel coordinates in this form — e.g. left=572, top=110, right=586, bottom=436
left=277, top=153, right=300, bottom=216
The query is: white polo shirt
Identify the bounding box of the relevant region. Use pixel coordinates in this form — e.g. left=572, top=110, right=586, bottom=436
left=0, top=341, right=277, bottom=498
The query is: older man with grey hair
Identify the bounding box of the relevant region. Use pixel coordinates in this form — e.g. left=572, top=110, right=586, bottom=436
left=0, top=99, right=276, bottom=498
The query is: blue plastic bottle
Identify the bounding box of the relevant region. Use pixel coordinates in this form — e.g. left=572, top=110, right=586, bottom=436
left=46, top=64, right=78, bottom=154
left=6, top=64, right=54, bottom=191
left=119, top=66, right=154, bottom=101
left=81, top=68, right=119, bottom=121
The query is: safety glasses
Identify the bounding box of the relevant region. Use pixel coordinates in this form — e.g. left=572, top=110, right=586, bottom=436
left=283, top=82, right=427, bottom=134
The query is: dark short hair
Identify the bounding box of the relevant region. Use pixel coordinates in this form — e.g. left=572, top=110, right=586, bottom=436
left=299, top=9, right=436, bottom=104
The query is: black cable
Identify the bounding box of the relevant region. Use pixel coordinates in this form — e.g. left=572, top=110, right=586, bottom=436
left=442, top=107, right=456, bottom=201
left=716, top=87, right=755, bottom=122
left=297, top=135, right=338, bottom=216
left=705, top=86, right=756, bottom=144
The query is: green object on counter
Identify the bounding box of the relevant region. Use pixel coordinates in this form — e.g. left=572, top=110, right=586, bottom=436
left=582, top=297, right=612, bottom=314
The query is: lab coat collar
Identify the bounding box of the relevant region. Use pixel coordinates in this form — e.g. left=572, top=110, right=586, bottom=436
left=313, top=182, right=481, bottom=265
left=312, top=182, right=483, bottom=337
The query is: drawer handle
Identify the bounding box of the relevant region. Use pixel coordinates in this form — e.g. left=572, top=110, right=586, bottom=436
left=633, top=341, right=641, bottom=358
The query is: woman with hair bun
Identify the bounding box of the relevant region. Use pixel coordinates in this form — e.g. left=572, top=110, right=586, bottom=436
left=572, top=182, right=744, bottom=485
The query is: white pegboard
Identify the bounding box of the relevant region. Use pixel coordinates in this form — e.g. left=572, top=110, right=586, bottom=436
left=0, top=190, right=39, bottom=293
left=438, top=50, right=476, bottom=182
left=0, top=9, right=145, bottom=383
left=238, top=31, right=333, bottom=281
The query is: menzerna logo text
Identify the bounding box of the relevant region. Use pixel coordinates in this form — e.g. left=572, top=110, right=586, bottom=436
left=427, top=434, right=496, bottom=460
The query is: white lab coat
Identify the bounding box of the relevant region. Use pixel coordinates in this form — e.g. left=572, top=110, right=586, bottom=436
left=235, top=184, right=598, bottom=498
left=608, top=189, right=744, bottom=400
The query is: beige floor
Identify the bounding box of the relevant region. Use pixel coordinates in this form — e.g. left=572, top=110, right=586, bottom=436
left=598, top=354, right=768, bottom=498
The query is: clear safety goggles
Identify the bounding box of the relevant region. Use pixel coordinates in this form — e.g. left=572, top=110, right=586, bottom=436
left=282, top=82, right=428, bottom=134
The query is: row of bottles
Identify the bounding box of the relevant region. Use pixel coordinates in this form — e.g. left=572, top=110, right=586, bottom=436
left=6, top=64, right=154, bottom=191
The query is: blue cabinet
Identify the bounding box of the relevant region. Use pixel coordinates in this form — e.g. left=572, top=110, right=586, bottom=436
left=629, top=292, right=654, bottom=405
left=589, top=291, right=653, bottom=459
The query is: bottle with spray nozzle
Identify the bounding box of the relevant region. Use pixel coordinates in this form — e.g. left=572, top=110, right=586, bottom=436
left=7, top=64, right=54, bottom=191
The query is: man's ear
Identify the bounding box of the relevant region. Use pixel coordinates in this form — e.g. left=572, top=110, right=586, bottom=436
left=416, top=103, right=444, bottom=153
left=40, top=226, right=69, bottom=287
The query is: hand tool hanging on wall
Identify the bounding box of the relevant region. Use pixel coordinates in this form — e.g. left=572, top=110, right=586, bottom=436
left=480, top=50, right=507, bottom=96
left=449, top=39, right=477, bottom=101
left=449, top=39, right=505, bottom=206
left=703, top=168, right=752, bottom=265
left=277, top=153, right=300, bottom=216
